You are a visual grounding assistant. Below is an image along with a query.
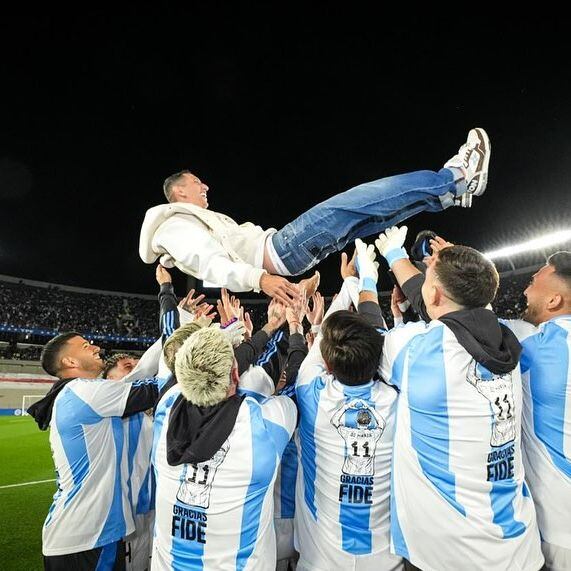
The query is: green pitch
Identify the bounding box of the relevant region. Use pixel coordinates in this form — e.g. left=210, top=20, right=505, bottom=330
left=0, top=416, right=55, bottom=571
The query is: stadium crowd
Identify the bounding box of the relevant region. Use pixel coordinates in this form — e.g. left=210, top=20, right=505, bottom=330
left=22, top=130, right=571, bottom=571
left=0, top=280, right=158, bottom=338
left=0, top=273, right=534, bottom=361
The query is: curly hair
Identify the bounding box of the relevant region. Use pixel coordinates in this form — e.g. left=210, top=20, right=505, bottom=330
left=102, top=353, right=133, bottom=379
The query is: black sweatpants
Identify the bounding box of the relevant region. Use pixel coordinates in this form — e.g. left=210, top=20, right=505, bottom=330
left=43, top=540, right=125, bottom=571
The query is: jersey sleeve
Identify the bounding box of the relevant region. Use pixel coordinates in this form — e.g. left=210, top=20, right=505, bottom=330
left=159, top=282, right=180, bottom=343
left=69, top=379, right=132, bottom=418
left=502, top=318, right=538, bottom=342
left=379, top=321, right=427, bottom=388
left=122, top=338, right=163, bottom=383
left=259, top=396, right=298, bottom=457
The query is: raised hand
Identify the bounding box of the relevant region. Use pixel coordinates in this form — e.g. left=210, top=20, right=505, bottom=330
left=355, top=238, right=379, bottom=289
left=260, top=274, right=300, bottom=307
left=156, top=264, right=172, bottom=285
left=390, top=286, right=405, bottom=320
left=340, top=249, right=358, bottom=280
left=424, top=236, right=454, bottom=267
left=306, top=292, right=324, bottom=326
left=266, top=298, right=287, bottom=331
left=241, top=308, right=253, bottom=339
left=375, top=226, right=409, bottom=267
left=286, top=290, right=307, bottom=330
left=216, top=288, right=241, bottom=325
left=178, top=288, right=206, bottom=313
left=194, top=302, right=217, bottom=321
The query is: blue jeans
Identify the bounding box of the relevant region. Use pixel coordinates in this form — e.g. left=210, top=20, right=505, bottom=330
left=272, top=168, right=458, bottom=275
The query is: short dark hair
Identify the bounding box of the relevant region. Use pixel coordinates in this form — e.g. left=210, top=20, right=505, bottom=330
left=102, top=353, right=133, bottom=379
left=320, top=311, right=383, bottom=385
left=434, top=245, right=499, bottom=308
left=163, top=170, right=190, bottom=202
left=548, top=251, right=571, bottom=288
left=41, top=332, right=81, bottom=378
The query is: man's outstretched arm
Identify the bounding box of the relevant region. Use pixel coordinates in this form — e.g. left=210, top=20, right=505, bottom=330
left=375, top=226, right=430, bottom=321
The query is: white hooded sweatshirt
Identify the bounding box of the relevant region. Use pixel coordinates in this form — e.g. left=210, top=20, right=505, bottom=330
left=139, top=203, right=275, bottom=292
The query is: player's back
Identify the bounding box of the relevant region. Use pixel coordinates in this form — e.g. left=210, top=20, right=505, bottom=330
left=517, top=316, right=571, bottom=553
left=381, top=318, right=544, bottom=571
left=295, top=373, right=401, bottom=571
left=152, top=385, right=296, bottom=571
left=43, top=378, right=134, bottom=556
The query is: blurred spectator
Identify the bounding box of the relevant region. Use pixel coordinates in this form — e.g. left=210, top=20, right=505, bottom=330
left=0, top=271, right=534, bottom=360
left=492, top=273, right=529, bottom=319
left=0, top=281, right=158, bottom=338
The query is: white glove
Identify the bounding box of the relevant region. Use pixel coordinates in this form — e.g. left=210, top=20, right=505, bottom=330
left=375, top=226, right=409, bottom=267
left=355, top=238, right=379, bottom=293
left=214, top=318, right=246, bottom=347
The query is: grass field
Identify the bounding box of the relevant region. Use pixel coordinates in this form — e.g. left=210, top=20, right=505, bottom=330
left=0, top=416, right=54, bottom=571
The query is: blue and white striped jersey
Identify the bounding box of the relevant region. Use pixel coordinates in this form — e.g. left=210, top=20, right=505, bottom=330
left=124, top=412, right=154, bottom=517
left=43, top=378, right=136, bottom=556
left=294, top=280, right=402, bottom=571
left=273, top=438, right=297, bottom=521
left=507, top=316, right=571, bottom=550
left=380, top=319, right=544, bottom=571
left=151, top=385, right=297, bottom=570
left=273, top=436, right=297, bottom=562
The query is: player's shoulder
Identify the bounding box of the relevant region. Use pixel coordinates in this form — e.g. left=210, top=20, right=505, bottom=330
left=383, top=319, right=434, bottom=347
left=542, top=315, right=571, bottom=332
left=156, top=383, right=182, bottom=413
left=63, top=377, right=108, bottom=396
left=501, top=318, right=539, bottom=342
left=385, top=319, right=431, bottom=336
left=243, top=393, right=293, bottom=410
left=54, top=379, right=108, bottom=422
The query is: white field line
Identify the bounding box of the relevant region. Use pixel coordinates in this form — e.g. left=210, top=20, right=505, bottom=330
left=0, top=478, right=55, bottom=490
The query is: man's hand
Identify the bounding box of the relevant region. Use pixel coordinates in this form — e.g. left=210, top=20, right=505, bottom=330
left=156, top=264, right=172, bottom=285
left=241, top=308, right=253, bottom=339
left=355, top=239, right=379, bottom=289
left=425, top=236, right=455, bottom=266
left=306, top=292, right=324, bottom=326
left=390, top=286, right=405, bottom=320
left=286, top=291, right=307, bottom=334
left=340, top=250, right=358, bottom=280
left=194, top=302, right=217, bottom=321
left=265, top=298, right=287, bottom=332
left=178, top=288, right=206, bottom=313
left=430, top=236, right=454, bottom=252
left=216, top=288, right=242, bottom=324
left=219, top=319, right=246, bottom=348
left=305, top=331, right=315, bottom=350
left=375, top=226, right=409, bottom=267
left=260, top=273, right=300, bottom=307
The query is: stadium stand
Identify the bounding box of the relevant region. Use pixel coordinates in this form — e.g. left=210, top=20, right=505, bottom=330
left=0, top=266, right=537, bottom=361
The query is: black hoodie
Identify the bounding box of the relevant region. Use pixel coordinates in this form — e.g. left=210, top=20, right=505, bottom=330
left=439, top=308, right=521, bottom=374
left=400, top=274, right=522, bottom=374
left=166, top=394, right=245, bottom=466
left=28, top=378, right=75, bottom=430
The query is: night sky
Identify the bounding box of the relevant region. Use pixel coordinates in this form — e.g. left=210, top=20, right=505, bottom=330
left=1, top=12, right=570, bottom=296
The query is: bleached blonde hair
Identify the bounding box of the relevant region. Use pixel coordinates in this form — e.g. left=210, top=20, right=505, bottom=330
left=175, top=327, right=234, bottom=406
left=163, top=317, right=210, bottom=372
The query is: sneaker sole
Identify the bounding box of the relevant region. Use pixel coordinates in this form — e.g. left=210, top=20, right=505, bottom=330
left=468, top=127, right=491, bottom=197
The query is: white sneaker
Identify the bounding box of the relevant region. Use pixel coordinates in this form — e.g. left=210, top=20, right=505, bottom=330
left=444, top=128, right=491, bottom=207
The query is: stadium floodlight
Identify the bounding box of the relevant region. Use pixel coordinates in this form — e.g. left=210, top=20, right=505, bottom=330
left=484, top=229, right=571, bottom=260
